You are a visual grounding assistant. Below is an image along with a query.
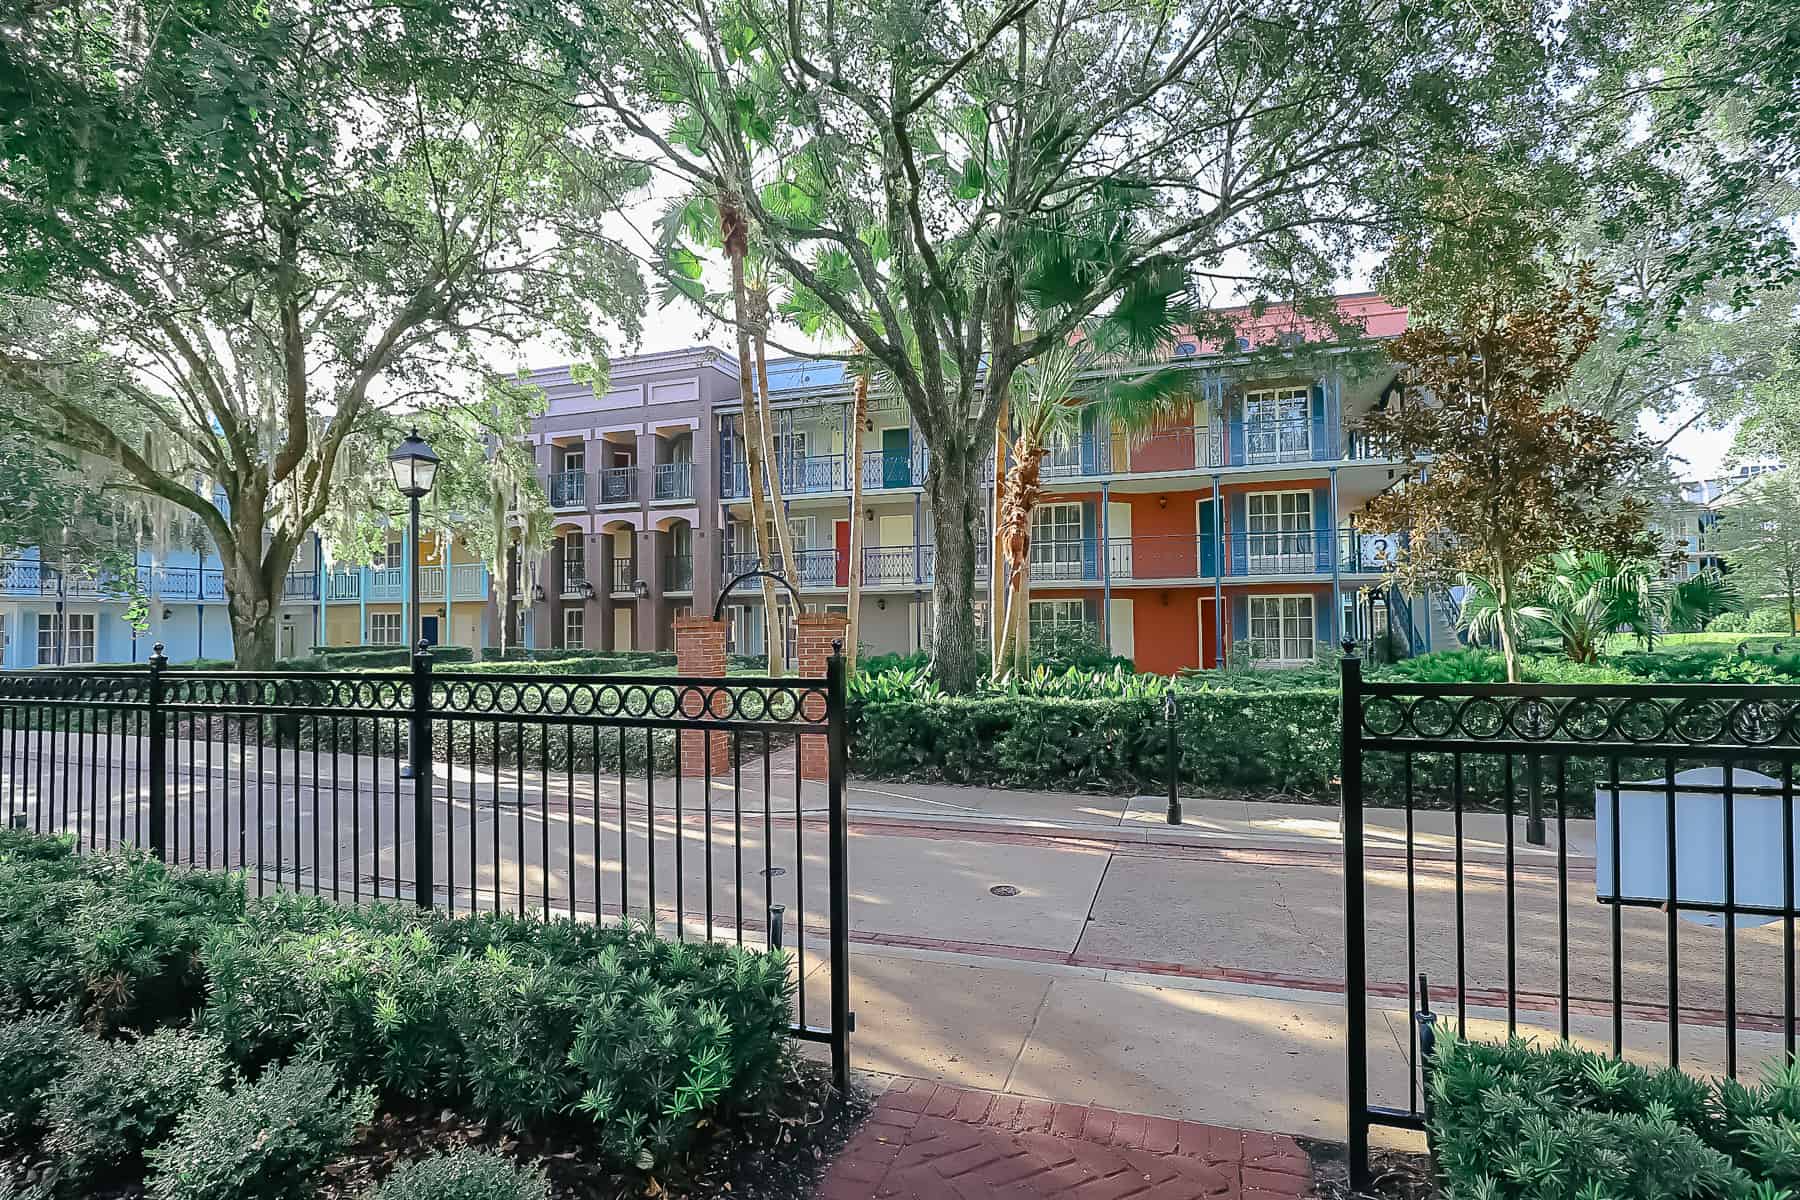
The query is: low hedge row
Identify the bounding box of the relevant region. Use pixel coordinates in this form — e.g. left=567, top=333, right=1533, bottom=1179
left=0, top=829, right=795, bottom=1186
left=1430, top=1035, right=1800, bottom=1198
left=851, top=690, right=1342, bottom=796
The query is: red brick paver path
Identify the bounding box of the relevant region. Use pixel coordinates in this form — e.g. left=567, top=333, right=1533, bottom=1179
left=821, top=1079, right=1313, bottom=1200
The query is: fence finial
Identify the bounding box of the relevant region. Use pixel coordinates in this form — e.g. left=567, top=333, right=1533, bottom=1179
left=1340, top=637, right=1359, bottom=659
left=149, top=642, right=167, bottom=666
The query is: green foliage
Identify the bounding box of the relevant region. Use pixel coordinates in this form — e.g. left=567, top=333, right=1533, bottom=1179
left=197, top=900, right=794, bottom=1170
left=367, top=1150, right=550, bottom=1200
left=0, top=828, right=245, bottom=1032
left=1748, top=608, right=1797, bottom=635
left=852, top=690, right=1340, bottom=796
left=1430, top=1037, right=1800, bottom=1198
left=1027, top=623, right=1131, bottom=673
left=0, top=1015, right=86, bottom=1145
left=146, top=1059, right=375, bottom=1200
left=40, top=1029, right=231, bottom=1191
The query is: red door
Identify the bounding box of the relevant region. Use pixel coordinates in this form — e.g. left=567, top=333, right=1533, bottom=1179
left=834, top=520, right=851, bottom=587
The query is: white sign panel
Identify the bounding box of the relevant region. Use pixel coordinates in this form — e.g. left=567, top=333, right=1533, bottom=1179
left=1359, top=534, right=1400, bottom=571
left=1595, top=767, right=1798, bottom=928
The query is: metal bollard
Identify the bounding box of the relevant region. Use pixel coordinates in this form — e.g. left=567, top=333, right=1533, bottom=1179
left=1164, top=689, right=1181, bottom=825
left=768, top=903, right=786, bottom=951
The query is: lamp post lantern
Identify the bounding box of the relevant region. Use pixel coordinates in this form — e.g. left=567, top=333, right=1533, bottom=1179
left=389, top=429, right=439, bottom=779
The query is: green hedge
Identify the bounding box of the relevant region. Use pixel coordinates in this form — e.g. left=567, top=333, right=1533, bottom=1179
left=852, top=690, right=1342, bottom=796
left=0, top=829, right=795, bottom=1178
left=1430, top=1035, right=1800, bottom=1198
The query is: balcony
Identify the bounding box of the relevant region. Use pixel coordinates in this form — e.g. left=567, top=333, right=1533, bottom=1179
left=282, top=571, right=319, bottom=601
left=599, top=465, right=638, bottom=504
left=367, top=568, right=405, bottom=601
left=611, top=559, right=634, bottom=595
left=653, top=462, right=693, bottom=501
left=664, top=554, right=694, bottom=592
left=325, top=570, right=361, bottom=600
left=449, top=563, right=489, bottom=600
left=560, top=564, right=589, bottom=598
left=1033, top=419, right=1379, bottom=481
left=549, top=469, right=587, bottom=507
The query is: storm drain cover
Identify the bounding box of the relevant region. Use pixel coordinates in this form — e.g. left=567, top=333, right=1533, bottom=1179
left=988, top=884, right=1020, bottom=898
left=761, top=867, right=786, bottom=878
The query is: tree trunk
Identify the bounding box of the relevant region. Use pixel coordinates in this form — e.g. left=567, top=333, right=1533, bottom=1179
left=223, top=548, right=293, bottom=671
left=845, top=359, right=868, bottom=670
left=750, top=300, right=800, bottom=587
left=995, top=434, right=1045, bottom=675
left=721, top=201, right=784, bottom=672
left=1494, top=571, right=1522, bottom=683
left=989, top=396, right=1008, bottom=665
left=926, top=438, right=985, bottom=693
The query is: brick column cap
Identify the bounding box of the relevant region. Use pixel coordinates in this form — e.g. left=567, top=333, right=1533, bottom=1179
left=796, top=612, right=850, bottom=630
left=673, top=614, right=726, bottom=631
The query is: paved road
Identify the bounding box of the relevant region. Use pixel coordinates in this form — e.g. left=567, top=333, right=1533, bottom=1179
left=5, top=731, right=1791, bottom=1144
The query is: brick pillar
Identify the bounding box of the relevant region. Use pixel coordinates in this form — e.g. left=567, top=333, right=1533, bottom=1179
left=795, top=612, right=849, bottom=782
left=674, top=615, right=731, bottom=778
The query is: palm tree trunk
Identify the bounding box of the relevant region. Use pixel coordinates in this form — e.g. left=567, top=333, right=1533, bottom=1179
left=845, top=357, right=868, bottom=670
left=989, top=396, right=1008, bottom=667
left=1494, top=569, right=1522, bottom=683
left=750, top=282, right=800, bottom=587
left=722, top=198, right=785, bottom=672
left=995, top=435, right=1045, bottom=675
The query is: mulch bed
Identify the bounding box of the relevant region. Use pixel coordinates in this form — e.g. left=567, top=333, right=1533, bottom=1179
left=1299, top=1138, right=1438, bottom=1200
left=3, top=1060, right=871, bottom=1200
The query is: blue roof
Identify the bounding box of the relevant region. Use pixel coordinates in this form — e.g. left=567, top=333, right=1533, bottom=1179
left=763, top=357, right=846, bottom=394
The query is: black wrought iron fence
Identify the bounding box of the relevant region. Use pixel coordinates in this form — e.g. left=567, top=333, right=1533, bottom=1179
left=0, top=645, right=853, bottom=1086
left=1340, top=648, right=1800, bottom=1188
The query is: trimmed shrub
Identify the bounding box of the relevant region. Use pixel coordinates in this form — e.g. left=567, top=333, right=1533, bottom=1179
left=1430, top=1036, right=1800, bottom=1198
left=146, top=1059, right=375, bottom=1200
left=367, top=1150, right=550, bottom=1200
left=197, top=902, right=794, bottom=1170
left=852, top=689, right=1341, bottom=796
left=0, top=1015, right=86, bottom=1145
left=0, top=829, right=246, bottom=1031
left=40, top=1028, right=231, bottom=1189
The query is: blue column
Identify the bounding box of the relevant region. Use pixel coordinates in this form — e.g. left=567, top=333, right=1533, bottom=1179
left=912, top=493, right=922, bottom=584
left=1329, top=466, right=1343, bottom=644
left=401, top=521, right=413, bottom=648
left=313, top=532, right=325, bottom=650
left=1212, top=473, right=1224, bottom=668
left=1100, top=481, right=1112, bottom=650
left=357, top=566, right=369, bottom=644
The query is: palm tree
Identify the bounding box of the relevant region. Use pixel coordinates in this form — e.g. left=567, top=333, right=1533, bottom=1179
left=1459, top=550, right=1740, bottom=664
left=720, top=194, right=791, bottom=672
left=993, top=329, right=1193, bottom=674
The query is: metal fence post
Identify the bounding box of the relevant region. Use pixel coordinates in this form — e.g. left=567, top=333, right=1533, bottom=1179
left=1164, top=689, right=1181, bottom=824
left=146, top=643, right=168, bottom=861
left=1340, top=641, right=1371, bottom=1191
left=826, top=642, right=852, bottom=1092
left=411, top=640, right=434, bottom=908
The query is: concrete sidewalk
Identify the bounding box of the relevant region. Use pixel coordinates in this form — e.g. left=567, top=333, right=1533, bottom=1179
left=837, top=776, right=1597, bottom=863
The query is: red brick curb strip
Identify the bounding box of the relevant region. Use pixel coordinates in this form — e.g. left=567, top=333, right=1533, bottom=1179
left=819, top=1078, right=1312, bottom=1200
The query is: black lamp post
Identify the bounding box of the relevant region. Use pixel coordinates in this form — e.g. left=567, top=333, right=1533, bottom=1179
left=389, top=428, right=439, bottom=779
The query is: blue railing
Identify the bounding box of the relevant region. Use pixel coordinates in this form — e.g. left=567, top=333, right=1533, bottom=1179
left=599, top=465, right=637, bottom=503
left=549, top=469, right=587, bottom=507
left=653, top=462, right=693, bottom=500
left=0, top=558, right=229, bottom=601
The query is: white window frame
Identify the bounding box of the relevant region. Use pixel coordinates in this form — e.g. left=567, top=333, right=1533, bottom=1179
left=374, top=536, right=404, bottom=570
left=369, top=612, right=404, bottom=646
left=1246, top=490, right=1314, bottom=572
left=1030, top=502, right=1084, bottom=582
left=37, top=613, right=57, bottom=665
left=66, top=613, right=95, bottom=664
left=1247, top=594, right=1315, bottom=664
left=562, top=448, right=585, bottom=473
left=1028, top=598, right=1086, bottom=639
left=563, top=606, right=585, bottom=649
left=1243, top=386, right=1311, bottom=463
left=562, top=532, right=586, bottom=592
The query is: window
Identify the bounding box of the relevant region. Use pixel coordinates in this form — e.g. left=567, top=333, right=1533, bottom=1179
left=1028, top=599, right=1086, bottom=639
left=562, top=449, right=585, bottom=473
left=1030, top=503, right=1084, bottom=581
left=374, top=536, right=404, bottom=570
left=1248, top=595, right=1315, bottom=664
left=1246, top=491, right=1314, bottom=570
left=563, top=607, right=585, bottom=649
left=370, top=612, right=404, bottom=645
left=562, top=532, right=585, bottom=591
left=1243, top=386, right=1311, bottom=462
left=37, top=613, right=95, bottom=664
